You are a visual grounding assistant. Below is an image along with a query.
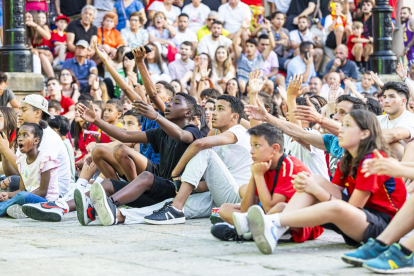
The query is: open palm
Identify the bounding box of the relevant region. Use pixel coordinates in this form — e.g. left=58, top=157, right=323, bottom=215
left=78, top=102, right=97, bottom=123
left=244, top=99, right=268, bottom=121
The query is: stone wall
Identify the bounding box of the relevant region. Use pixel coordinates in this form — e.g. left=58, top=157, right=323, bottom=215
left=4, top=72, right=44, bottom=102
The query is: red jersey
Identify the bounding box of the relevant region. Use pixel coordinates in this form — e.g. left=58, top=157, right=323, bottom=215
left=76, top=124, right=97, bottom=161
left=50, top=29, right=67, bottom=44
left=347, top=34, right=367, bottom=61
left=332, top=152, right=406, bottom=218
left=256, top=155, right=324, bottom=243
left=242, top=0, right=263, bottom=6
left=46, top=95, right=75, bottom=115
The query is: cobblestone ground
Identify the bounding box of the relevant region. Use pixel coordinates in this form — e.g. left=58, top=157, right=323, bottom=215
left=0, top=213, right=375, bottom=276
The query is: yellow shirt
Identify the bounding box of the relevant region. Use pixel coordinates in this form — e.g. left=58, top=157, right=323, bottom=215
left=197, top=25, right=230, bottom=41
left=98, top=122, right=123, bottom=142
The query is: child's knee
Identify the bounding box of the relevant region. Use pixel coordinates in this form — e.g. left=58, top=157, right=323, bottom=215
left=113, top=144, right=129, bottom=161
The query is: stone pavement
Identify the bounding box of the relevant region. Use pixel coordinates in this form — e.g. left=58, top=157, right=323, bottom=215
left=0, top=213, right=374, bottom=276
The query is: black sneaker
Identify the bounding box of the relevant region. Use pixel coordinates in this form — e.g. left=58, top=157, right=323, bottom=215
left=90, top=182, right=117, bottom=226
left=211, top=222, right=251, bottom=241
left=144, top=201, right=185, bottom=225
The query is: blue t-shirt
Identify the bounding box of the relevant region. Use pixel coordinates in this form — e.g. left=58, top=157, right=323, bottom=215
left=62, top=58, right=97, bottom=92
left=237, top=54, right=264, bottom=81
left=323, top=60, right=359, bottom=86
left=140, top=114, right=160, bottom=164
left=114, top=0, right=144, bottom=31
left=322, top=134, right=344, bottom=158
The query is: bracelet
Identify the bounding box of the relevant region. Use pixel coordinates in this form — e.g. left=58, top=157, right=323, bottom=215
left=154, top=113, right=160, bottom=121
left=331, top=66, right=337, bottom=71
left=402, top=77, right=407, bottom=82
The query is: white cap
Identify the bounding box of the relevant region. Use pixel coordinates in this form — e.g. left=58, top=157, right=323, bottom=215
left=22, top=94, right=54, bottom=118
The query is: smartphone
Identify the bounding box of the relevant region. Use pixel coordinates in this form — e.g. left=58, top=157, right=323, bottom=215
left=83, top=130, right=101, bottom=136
left=125, top=45, right=152, bottom=60
left=399, top=56, right=404, bottom=64
left=304, top=51, right=310, bottom=60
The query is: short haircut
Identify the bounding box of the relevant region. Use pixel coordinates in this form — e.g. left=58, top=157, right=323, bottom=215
left=217, top=94, right=244, bottom=123
left=298, top=15, right=310, bottom=24
left=156, top=80, right=176, bottom=97
left=200, top=88, right=221, bottom=100
left=365, top=97, right=383, bottom=115
left=124, top=109, right=141, bottom=125
left=299, top=41, right=314, bottom=54
left=296, top=97, right=321, bottom=127
left=178, top=13, right=189, bottom=19
left=81, top=4, right=97, bottom=18
left=246, top=38, right=258, bottom=47
left=382, top=81, right=410, bottom=102
left=0, top=72, right=7, bottom=84
left=129, top=11, right=145, bottom=24
left=48, top=99, right=62, bottom=112
left=120, top=97, right=132, bottom=104
left=271, top=11, right=284, bottom=20
left=208, top=11, right=218, bottom=17
left=205, top=98, right=216, bottom=106
left=402, top=7, right=412, bottom=14
left=176, top=92, right=197, bottom=116
left=48, top=115, right=70, bottom=136
left=181, top=41, right=193, bottom=50
left=78, top=94, right=94, bottom=101
left=258, top=34, right=269, bottom=41
left=352, top=21, right=363, bottom=29
left=46, top=77, right=61, bottom=85
left=106, top=99, right=123, bottom=113
left=336, top=95, right=367, bottom=110
left=212, top=20, right=223, bottom=27
left=361, top=0, right=375, bottom=6
left=258, top=92, right=274, bottom=114
left=103, top=11, right=118, bottom=26
left=248, top=124, right=284, bottom=152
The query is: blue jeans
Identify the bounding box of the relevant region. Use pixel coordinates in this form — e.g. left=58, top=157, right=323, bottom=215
left=0, top=191, right=47, bottom=216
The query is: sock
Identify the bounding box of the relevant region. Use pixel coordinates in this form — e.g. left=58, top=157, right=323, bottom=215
left=171, top=205, right=184, bottom=212
left=95, top=177, right=104, bottom=184
left=267, top=213, right=281, bottom=227
left=375, top=239, right=388, bottom=247
left=76, top=178, right=88, bottom=189
left=55, top=201, right=69, bottom=212
left=356, top=61, right=361, bottom=68
left=400, top=244, right=413, bottom=256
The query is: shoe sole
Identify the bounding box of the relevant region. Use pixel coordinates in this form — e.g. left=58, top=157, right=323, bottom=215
left=232, top=213, right=248, bottom=236
left=6, top=205, right=27, bottom=219
left=144, top=217, right=185, bottom=225
left=248, top=206, right=276, bottom=255
left=363, top=263, right=414, bottom=274
left=341, top=255, right=365, bottom=267
left=22, top=205, right=62, bottom=222
left=74, top=189, right=88, bottom=226
left=90, top=183, right=114, bottom=226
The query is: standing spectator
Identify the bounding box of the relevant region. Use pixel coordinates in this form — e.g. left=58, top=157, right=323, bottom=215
left=113, top=0, right=146, bottom=31
left=45, top=78, right=76, bottom=120
left=62, top=40, right=98, bottom=93
left=172, top=14, right=198, bottom=51
left=323, top=44, right=359, bottom=83
left=66, top=5, right=98, bottom=57
left=148, top=0, right=181, bottom=26
left=97, top=12, right=125, bottom=58
left=121, top=12, right=149, bottom=48
left=51, top=15, right=70, bottom=69
left=182, top=0, right=211, bottom=34
left=218, top=0, right=252, bottom=38
left=286, top=41, right=317, bottom=86
left=145, top=43, right=172, bottom=83
left=0, top=73, right=20, bottom=111
left=361, top=0, right=374, bottom=53
left=168, top=42, right=195, bottom=81
left=147, top=12, right=176, bottom=48
left=401, top=7, right=414, bottom=63
left=59, top=69, right=81, bottom=102
left=286, top=0, right=317, bottom=31
left=197, top=21, right=232, bottom=60
left=197, top=11, right=230, bottom=42
left=56, top=0, right=88, bottom=21
left=93, top=0, right=117, bottom=27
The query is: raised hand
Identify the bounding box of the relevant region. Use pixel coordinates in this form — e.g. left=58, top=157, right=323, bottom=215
left=132, top=46, right=147, bottom=64
left=0, top=132, right=10, bottom=153
left=287, top=74, right=304, bottom=99
left=277, top=85, right=287, bottom=101
left=396, top=61, right=408, bottom=80
left=132, top=100, right=158, bottom=120
left=77, top=101, right=98, bottom=123
left=327, top=83, right=341, bottom=105
left=199, top=61, right=211, bottom=79
left=292, top=97, right=322, bottom=124
left=244, top=98, right=269, bottom=121
left=262, top=19, right=271, bottom=31
left=94, top=41, right=110, bottom=64
left=242, top=18, right=250, bottom=29
left=370, top=71, right=384, bottom=88
left=194, top=56, right=201, bottom=68
left=248, top=68, right=264, bottom=95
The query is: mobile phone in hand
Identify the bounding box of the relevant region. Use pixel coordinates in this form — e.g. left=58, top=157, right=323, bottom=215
left=125, top=45, right=152, bottom=60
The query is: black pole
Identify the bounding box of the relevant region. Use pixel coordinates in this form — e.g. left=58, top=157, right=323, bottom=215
left=369, top=0, right=397, bottom=74
left=0, top=0, right=33, bottom=72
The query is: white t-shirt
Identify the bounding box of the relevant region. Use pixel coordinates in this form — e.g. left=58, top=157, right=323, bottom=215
left=213, top=124, right=252, bottom=186
left=172, top=27, right=198, bottom=49
left=284, top=129, right=330, bottom=180
left=378, top=111, right=414, bottom=147
left=182, top=3, right=211, bottom=34
left=17, top=126, right=71, bottom=196
left=319, top=83, right=345, bottom=100
left=289, top=29, right=315, bottom=45
left=218, top=2, right=252, bottom=34
left=148, top=1, right=181, bottom=25
left=197, top=34, right=233, bottom=60
left=267, top=0, right=291, bottom=13
left=63, top=138, right=76, bottom=185
left=16, top=151, right=60, bottom=201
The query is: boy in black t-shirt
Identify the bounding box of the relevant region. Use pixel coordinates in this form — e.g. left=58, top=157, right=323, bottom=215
left=22, top=93, right=202, bottom=225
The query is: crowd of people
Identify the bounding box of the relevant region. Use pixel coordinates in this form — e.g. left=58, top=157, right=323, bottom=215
left=1, top=0, right=414, bottom=274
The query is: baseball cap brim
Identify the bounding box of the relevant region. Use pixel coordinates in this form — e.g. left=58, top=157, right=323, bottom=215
left=21, top=98, right=55, bottom=119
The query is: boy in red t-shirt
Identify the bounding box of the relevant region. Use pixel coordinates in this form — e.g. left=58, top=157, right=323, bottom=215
left=211, top=124, right=324, bottom=242
left=347, top=21, right=371, bottom=72
left=51, top=15, right=70, bottom=68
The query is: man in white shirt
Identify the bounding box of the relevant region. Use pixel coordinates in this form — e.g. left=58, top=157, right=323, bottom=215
left=217, top=0, right=251, bottom=38
left=182, top=0, right=211, bottom=34
left=172, top=13, right=198, bottom=52
left=147, top=0, right=181, bottom=25
left=197, top=20, right=232, bottom=60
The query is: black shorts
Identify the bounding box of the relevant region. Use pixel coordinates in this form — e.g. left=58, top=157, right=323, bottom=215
left=325, top=31, right=347, bottom=50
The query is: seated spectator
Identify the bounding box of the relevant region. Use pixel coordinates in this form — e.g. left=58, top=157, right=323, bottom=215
left=323, top=44, right=359, bottom=84
left=286, top=42, right=317, bottom=87
left=90, top=76, right=111, bottom=102
left=45, top=78, right=76, bottom=120
left=170, top=79, right=187, bottom=94
left=47, top=100, right=62, bottom=116
left=0, top=72, right=19, bottom=111
left=113, top=0, right=146, bottom=31
left=62, top=40, right=99, bottom=94
left=324, top=0, right=352, bottom=50
left=26, top=0, right=48, bottom=12
left=319, top=72, right=344, bottom=99
left=51, top=15, right=70, bottom=69
left=59, top=69, right=81, bottom=102
left=73, top=101, right=98, bottom=163
left=198, top=21, right=232, bottom=60
left=97, top=12, right=125, bottom=58
left=289, top=16, right=323, bottom=72
left=347, top=21, right=371, bottom=72
left=354, top=71, right=378, bottom=94
left=199, top=88, right=221, bottom=107
left=145, top=43, right=171, bottom=83
left=172, top=14, right=198, bottom=52
left=147, top=11, right=177, bottom=49
left=147, top=0, right=181, bottom=25
left=120, top=12, right=149, bottom=48
left=196, top=11, right=230, bottom=41
left=285, top=0, right=317, bottom=31
left=182, top=0, right=211, bottom=34
left=213, top=46, right=236, bottom=94
left=66, top=5, right=98, bottom=58
left=218, top=0, right=251, bottom=38
left=92, top=0, right=117, bottom=28
left=26, top=10, right=54, bottom=78
left=307, top=76, right=323, bottom=95
left=224, top=78, right=243, bottom=99
left=168, top=42, right=195, bottom=82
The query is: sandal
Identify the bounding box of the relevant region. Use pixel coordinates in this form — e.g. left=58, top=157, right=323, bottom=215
left=1, top=177, right=11, bottom=190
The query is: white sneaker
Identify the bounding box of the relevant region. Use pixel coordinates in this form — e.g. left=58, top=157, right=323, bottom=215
left=248, top=205, right=278, bottom=254
left=74, top=188, right=96, bottom=226
left=7, top=204, right=27, bottom=219
left=232, top=212, right=249, bottom=236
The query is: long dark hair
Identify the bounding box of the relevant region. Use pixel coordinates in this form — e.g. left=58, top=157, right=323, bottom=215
left=198, top=53, right=213, bottom=78
left=59, top=69, right=81, bottom=99
left=340, top=110, right=389, bottom=179
left=145, top=43, right=164, bottom=73
left=74, top=101, right=91, bottom=150
left=224, top=78, right=242, bottom=99
left=0, top=107, right=17, bottom=140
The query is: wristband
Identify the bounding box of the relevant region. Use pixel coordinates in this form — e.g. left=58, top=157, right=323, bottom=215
left=331, top=66, right=337, bottom=71
left=154, top=113, right=160, bottom=121
left=402, top=77, right=407, bottom=82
